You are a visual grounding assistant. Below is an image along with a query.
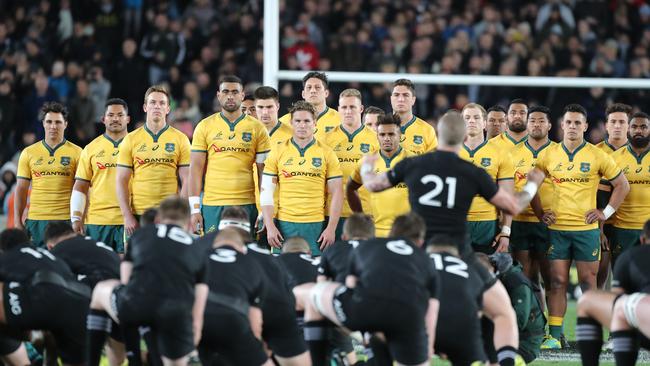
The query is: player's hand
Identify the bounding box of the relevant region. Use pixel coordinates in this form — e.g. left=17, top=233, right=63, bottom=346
left=318, top=226, right=336, bottom=250
left=585, top=209, right=605, bottom=224
left=72, top=221, right=85, bottom=235
left=15, top=221, right=25, bottom=231
left=541, top=210, right=556, bottom=226
left=190, top=213, right=203, bottom=235
left=600, top=231, right=610, bottom=251
left=124, top=214, right=139, bottom=237
left=266, top=224, right=284, bottom=249
left=526, top=168, right=545, bottom=186
left=492, top=233, right=510, bottom=253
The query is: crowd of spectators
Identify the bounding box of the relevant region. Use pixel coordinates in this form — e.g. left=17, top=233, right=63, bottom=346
left=0, top=0, right=649, bottom=210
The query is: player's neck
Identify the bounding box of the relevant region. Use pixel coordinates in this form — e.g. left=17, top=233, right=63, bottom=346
left=607, top=137, right=628, bottom=150
left=464, top=134, right=485, bottom=149
left=44, top=136, right=64, bottom=148
left=527, top=136, right=549, bottom=150
left=562, top=138, right=585, bottom=151
left=630, top=143, right=650, bottom=156
left=427, top=245, right=459, bottom=256
left=145, top=119, right=167, bottom=134
left=398, top=111, right=414, bottom=126
left=437, top=144, right=460, bottom=154
left=341, top=120, right=362, bottom=133
left=221, top=109, right=243, bottom=122
left=264, top=119, right=279, bottom=132
left=506, top=129, right=527, bottom=142
left=292, top=136, right=314, bottom=148
left=381, top=147, right=399, bottom=158
left=105, top=130, right=127, bottom=142
left=313, top=103, right=327, bottom=116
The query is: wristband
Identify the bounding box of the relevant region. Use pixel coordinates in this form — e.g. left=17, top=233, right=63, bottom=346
left=522, top=181, right=539, bottom=198
left=189, top=196, right=201, bottom=214
left=603, top=205, right=616, bottom=220
left=500, top=225, right=511, bottom=236
left=71, top=216, right=82, bottom=223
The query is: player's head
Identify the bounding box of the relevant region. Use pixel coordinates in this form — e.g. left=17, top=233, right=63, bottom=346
left=213, top=227, right=245, bottom=249
left=527, top=105, right=552, bottom=141
left=339, top=89, right=364, bottom=127
left=217, top=75, right=244, bottom=113
left=390, top=79, right=416, bottom=115
left=486, top=105, right=507, bottom=138
left=474, top=252, right=494, bottom=273
left=342, top=213, right=375, bottom=241
left=426, top=234, right=459, bottom=254
left=437, top=110, right=466, bottom=148
left=44, top=222, right=77, bottom=250
left=158, top=195, right=191, bottom=229
left=376, top=113, right=401, bottom=154
left=363, top=106, right=385, bottom=132
left=219, top=206, right=251, bottom=234
left=561, top=104, right=588, bottom=142
left=289, top=101, right=317, bottom=140
left=103, top=98, right=130, bottom=134
left=605, top=103, right=632, bottom=142
left=140, top=207, right=159, bottom=227
left=254, top=86, right=280, bottom=126
left=389, top=212, right=426, bottom=247
left=641, top=219, right=650, bottom=245
left=301, top=71, right=329, bottom=107
left=0, top=228, right=30, bottom=253
left=143, top=85, right=171, bottom=124
left=462, top=103, right=487, bottom=138
left=282, top=236, right=311, bottom=254
left=629, top=111, right=650, bottom=149
left=507, top=98, right=528, bottom=133
left=40, top=102, right=68, bottom=141
left=241, top=94, right=257, bottom=118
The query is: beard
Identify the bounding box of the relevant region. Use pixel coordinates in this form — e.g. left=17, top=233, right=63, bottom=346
left=222, top=104, right=240, bottom=113
left=508, top=120, right=527, bottom=133
left=630, top=134, right=650, bottom=149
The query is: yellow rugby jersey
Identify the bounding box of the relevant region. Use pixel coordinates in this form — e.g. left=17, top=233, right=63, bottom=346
left=351, top=147, right=412, bottom=237
left=535, top=142, right=622, bottom=231
left=511, top=140, right=556, bottom=222
left=254, top=121, right=295, bottom=213
left=611, top=145, right=650, bottom=229
left=192, top=112, right=270, bottom=206
left=75, top=135, right=124, bottom=225
left=596, top=140, right=627, bottom=224
left=459, top=140, right=515, bottom=221
left=117, top=125, right=190, bottom=215
left=400, top=116, right=438, bottom=155
left=323, top=125, right=379, bottom=217
left=263, top=138, right=342, bottom=223
left=490, top=131, right=528, bottom=152
left=17, top=140, right=82, bottom=220
left=279, top=106, right=340, bottom=140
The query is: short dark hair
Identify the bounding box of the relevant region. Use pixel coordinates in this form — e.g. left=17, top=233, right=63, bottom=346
left=605, top=103, right=632, bottom=119
left=243, top=94, right=254, bottom=102
left=528, top=105, right=551, bottom=120
left=362, top=106, right=385, bottom=120
left=393, top=78, right=415, bottom=94
left=377, top=113, right=401, bottom=128
left=302, top=71, right=328, bottom=89
left=509, top=98, right=527, bottom=107
left=40, top=102, right=68, bottom=122
left=487, top=105, right=507, bottom=114
left=0, top=229, right=30, bottom=252
left=158, top=195, right=190, bottom=222
left=218, top=75, right=243, bottom=87
left=140, top=207, right=158, bottom=226
left=44, top=222, right=75, bottom=244
left=389, top=213, right=426, bottom=243
left=427, top=233, right=459, bottom=248
left=254, top=86, right=279, bottom=102
left=563, top=103, right=587, bottom=118
left=632, top=111, right=650, bottom=120
left=221, top=206, right=249, bottom=222
left=105, top=98, right=129, bottom=114
left=343, top=213, right=375, bottom=239
left=289, top=100, right=316, bottom=119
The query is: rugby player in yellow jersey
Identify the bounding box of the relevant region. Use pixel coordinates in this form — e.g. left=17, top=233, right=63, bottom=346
left=278, top=71, right=340, bottom=140
left=486, top=105, right=507, bottom=139
left=490, top=99, right=529, bottom=149
left=116, top=85, right=191, bottom=236
left=261, top=101, right=343, bottom=256
left=390, top=78, right=437, bottom=154
left=323, top=89, right=378, bottom=239
left=347, top=114, right=412, bottom=237
left=362, top=106, right=385, bottom=132
left=15, top=102, right=82, bottom=247
left=609, top=112, right=650, bottom=262
left=595, top=103, right=631, bottom=288
left=188, top=76, right=270, bottom=234
left=460, top=103, right=515, bottom=254
left=254, top=86, right=292, bottom=146
left=533, top=103, right=630, bottom=349
left=241, top=94, right=257, bottom=119
left=70, top=98, right=130, bottom=252
left=510, top=106, right=555, bottom=295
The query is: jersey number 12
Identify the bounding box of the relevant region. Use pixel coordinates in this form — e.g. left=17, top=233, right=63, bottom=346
left=418, top=174, right=457, bottom=208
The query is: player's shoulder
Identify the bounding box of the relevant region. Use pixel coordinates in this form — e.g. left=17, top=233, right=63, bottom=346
left=165, top=125, right=190, bottom=139
left=85, top=134, right=107, bottom=150
left=314, top=138, right=336, bottom=154
left=63, top=140, right=83, bottom=153
left=325, top=106, right=339, bottom=117
left=413, top=116, right=434, bottom=130
left=21, top=141, right=44, bottom=155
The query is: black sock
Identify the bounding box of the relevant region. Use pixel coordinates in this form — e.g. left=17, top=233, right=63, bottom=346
left=497, top=346, right=518, bottom=366
left=368, top=335, right=392, bottom=366
left=122, top=325, right=141, bottom=366
left=141, top=327, right=164, bottom=366
left=576, top=317, right=603, bottom=366
left=303, top=320, right=330, bottom=366
left=86, top=309, right=111, bottom=366
left=612, top=330, right=639, bottom=366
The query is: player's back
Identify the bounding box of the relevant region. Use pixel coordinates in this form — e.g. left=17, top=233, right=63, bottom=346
left=612, top=245, right=650, bottom=293
left=126, top=224, right=210, bottom=303
left=278, top=252, right=318, bottom=289
left=430, top=251, right=483, bottom=314
left=50, top=235, right=120, bottom=288
left=246, top=243, right=294, bottom=305
left=318, top=239, right=361, bottom=282
left=0, top=245, right=74, bottom=282
left=207, top=245, right=265, bottom=306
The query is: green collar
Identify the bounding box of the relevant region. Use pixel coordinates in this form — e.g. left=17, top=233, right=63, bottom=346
left=220, top=112, right=246, bottom=131
left=504, top=131, right=528, bottom=145
left=291, top=138, right=316, bottom=157
left=561, top=141, right=587, bottom=162
left=103, top=134, right=124, bottom=148
left=626, top=144, right=650, bottom=165
left=269, top=122, right=282, bottom=137
left=341, top=124, right=365, bottom=142
left=463, top=139, right=488, bottom=158
left=380, top=147, right=403, bottom=168
left=524, top=139, right=551, bottom=158
left=42, top=139, right=66, bottom=156
left=604, top=139, right=628, bottom=152
left=144, top=124, right=170, bottom=143
left=400, top=115, right=417, bottom=134
left=317, top=106, right=329, bottom=121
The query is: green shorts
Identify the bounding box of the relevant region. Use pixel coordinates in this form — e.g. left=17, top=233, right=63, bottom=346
left=325, top=216, right=346, bottom=241
left=277, top=220, right=324, bottom=256
left=25, top=219, right=69, bottom=248
left=468, top=220, right=498, bottom=254
left=202, top=204, right=258, bottom=235
left=510, top=221, right=549, bottom=253
left=85, top=224, right=125, bottom=253
left=547, top=229, right=600, bottom=261
left=611, top=227, right=642, bottom=262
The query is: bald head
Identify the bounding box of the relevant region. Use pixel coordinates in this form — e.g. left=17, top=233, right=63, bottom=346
left=438, top=110, right=466, bottom=147
left=282, top=236, right=311, bottom=254
left=213, top=228, right=245, bottom=249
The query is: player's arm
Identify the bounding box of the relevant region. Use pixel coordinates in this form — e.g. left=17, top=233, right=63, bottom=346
left=13, top=178, right=30, bottom=231
left=493, top=179, right=514, bottom=252
left=319, top=177, right=343, bottom=249
left=116, top=166, right=138, bottom=236
left=360, top=153, right=398, bottom=192
left=70, top=180, right=90, bottom=234
left=177, top=165, right=190, bottom=198
left=248, top=305, right=263, bottom=340
left=346, top=178, right=363, bottom=213
left=120, top=260, right=133, bottom=284
left=426, top=298, right=440, bottom=357
left=188, top=151, right=207, bottom=233
left=585, top=173, right=630, bottom=224
left=192, top=283, right=209, bottom=345
left=260, top=174, right=283, bottom=248
left=482, top=281, right=519, bottom=350
left=489, top=169, right=545, bottom=216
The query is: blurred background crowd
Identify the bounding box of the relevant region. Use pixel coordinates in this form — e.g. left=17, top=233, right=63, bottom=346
left=0, top=0, right=649, bottom=212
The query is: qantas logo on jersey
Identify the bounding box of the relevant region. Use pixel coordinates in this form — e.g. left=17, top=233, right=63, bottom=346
left=552, top=177, right=591, bottom=184
left=210, top=144, right=251, bottom=153
left=629, top=179, right=650, bottom=185
left=281, top=170, right=322, bottom=178
left=32, top=170, right=71, bottom=177
left=135, top=157, right=175, bottom=165
left=96, top=162, right=117, bottom=170
left=339, top=157, right=360, bottom=163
